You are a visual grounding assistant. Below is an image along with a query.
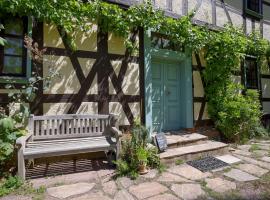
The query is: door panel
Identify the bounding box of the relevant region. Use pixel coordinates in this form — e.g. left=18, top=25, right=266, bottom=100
left=152, top=61, right=181, bottom=132
left=164, top=63, right=181, bottom=131
left=152, top=62, right=164, bottom=132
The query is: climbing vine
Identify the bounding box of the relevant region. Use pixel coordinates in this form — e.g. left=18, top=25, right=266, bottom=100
left=0, top=0, right=270, bottom=141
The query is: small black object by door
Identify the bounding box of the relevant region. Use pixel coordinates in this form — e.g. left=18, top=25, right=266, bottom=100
left=155, top=133, right=167, bottom=152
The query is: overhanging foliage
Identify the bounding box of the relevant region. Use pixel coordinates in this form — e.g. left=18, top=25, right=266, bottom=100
left=0, top=0, right=270, bottom=141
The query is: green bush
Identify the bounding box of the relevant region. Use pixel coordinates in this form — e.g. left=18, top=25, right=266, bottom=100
left=0, top=176, right=23, bottom=197
left=114, top=121, right=161, bottom=179
left=0, top=116, right=24, bottom=174
left=211, top=84, right=266, bottom=142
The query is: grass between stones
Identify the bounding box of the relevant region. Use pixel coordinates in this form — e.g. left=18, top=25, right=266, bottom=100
left=175, top=159, right=184, bottom=165
left=199, top=179, right=242, bottom=200
left=249, top=144, right=261, bottom=152
left=0, top=176, right=46, bottom=200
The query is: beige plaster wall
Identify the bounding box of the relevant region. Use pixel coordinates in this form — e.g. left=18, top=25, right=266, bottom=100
left=109, top=60, right=140, bottom=95
left=194, top=0, right=212, bottom=24
left=263, top=102, right=270, bottom=114
left=194, top=102, right=201, bottom=121
left=193, top=71, right=204, bottom=97
left=172, top=0, right=183, bottom=15
left=262, top=78, right=270, bottom=98
left=109, top=102, right=140, bottom=125
left=263, top=23, right=270, bottom=41
left=43, top=23, right=141, bottom=125
left=229, top=11, right=243, bottom=27
left=43, top=102, right=98, bottom=115
left=216, top=6, right=229, bottom=27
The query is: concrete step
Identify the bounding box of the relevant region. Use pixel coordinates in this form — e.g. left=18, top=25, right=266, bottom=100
left=160, top=141, right=229, bottom=165
left=166, top=133, right=208, bottom=149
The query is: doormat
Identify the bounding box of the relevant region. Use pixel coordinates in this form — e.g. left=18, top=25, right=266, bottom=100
left=187, top=156, right=229, bottom=172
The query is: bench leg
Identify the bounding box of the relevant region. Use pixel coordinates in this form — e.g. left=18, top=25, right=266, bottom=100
left=116, top=141, right=121, bottom=160
left=29, top=159, right=35, bottom=169
left=18, top=149, right=26, bottom=181
left=106, top=151, right=116, bottom=167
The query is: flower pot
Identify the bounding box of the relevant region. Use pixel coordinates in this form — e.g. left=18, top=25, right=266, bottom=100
left=138, top=163, right=148, bottom=175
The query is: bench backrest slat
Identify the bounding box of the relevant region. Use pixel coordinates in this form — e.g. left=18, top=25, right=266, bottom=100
left=30, top=114, right=113, bottom=140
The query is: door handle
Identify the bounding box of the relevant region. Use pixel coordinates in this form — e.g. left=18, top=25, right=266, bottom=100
left=166, top=90, right=171, bottom=95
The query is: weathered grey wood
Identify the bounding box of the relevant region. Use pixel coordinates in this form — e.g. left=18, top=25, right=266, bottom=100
left=18, top=148, right=25, bottom=180
left=16, top=113, right=122, bottom=180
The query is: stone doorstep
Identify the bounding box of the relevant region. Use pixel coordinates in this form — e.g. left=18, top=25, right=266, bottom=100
left=165, top=133, right=208, bottom=148
left=160, top=141, right=228, bottom=163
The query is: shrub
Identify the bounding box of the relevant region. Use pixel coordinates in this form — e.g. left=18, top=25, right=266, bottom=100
left=0, top=176, right=23, bottom=197
left=213, top=84, right=267, bottom=142
left=0, top=116, right=24, bottom=174
left=114, top=121, right=161, bottom=179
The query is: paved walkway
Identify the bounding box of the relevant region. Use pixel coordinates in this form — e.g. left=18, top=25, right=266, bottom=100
left=1, top=139, right=270, bottom=200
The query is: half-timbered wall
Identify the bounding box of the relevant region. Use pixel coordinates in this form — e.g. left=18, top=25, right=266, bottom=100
left=0, top=0, right=270, bottom=130
left=29, top=22, right=143, bottom=129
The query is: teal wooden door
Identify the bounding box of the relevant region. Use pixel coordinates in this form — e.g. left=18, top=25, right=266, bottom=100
left=152, top=60, right=182, bottom=132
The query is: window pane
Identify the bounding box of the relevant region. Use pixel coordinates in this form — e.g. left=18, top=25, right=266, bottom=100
left=246, top=59, right=258, bottom=89
left=3, top=56, right=22, bottom=74
left=247, top=0, right=260, bottom=13
left=4, top=19, right=23, bottom=36
left=4, top=37, right=23, bottom=55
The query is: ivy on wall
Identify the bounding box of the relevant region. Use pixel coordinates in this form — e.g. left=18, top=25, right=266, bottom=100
left=0, top=0, right=270, bottom=141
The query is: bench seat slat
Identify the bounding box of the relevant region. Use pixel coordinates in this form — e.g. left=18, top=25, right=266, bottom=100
left=26, top=137, right=113, bottom=148
left=27, top=136, right=106, bottom=145
left=24, top=137, right=115, bottom=159
left=26, top=140, right=113, bottom=151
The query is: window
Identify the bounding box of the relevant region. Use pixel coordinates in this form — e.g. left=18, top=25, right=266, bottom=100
left=151, top=32, right=183, bottom=52
left=244, top=57, right=259, bottom=89
left=0, top=17, right=28, bottom=77
left=244, top=0, right=263, bottom=18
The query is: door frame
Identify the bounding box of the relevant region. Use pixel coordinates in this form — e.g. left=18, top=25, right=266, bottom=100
left=144, top=30, right=193, bottom=135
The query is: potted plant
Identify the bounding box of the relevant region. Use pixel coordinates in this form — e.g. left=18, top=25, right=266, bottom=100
left=136, top=147, right=148, bottom=175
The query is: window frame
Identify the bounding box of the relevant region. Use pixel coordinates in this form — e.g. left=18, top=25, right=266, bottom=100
left=244, top=0, right=263, bottom=19
left=0, top=16, right=28, bottom=77
left=242, top=55, right=260, bottom=90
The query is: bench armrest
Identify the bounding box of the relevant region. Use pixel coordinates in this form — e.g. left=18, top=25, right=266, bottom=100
left=16, top=133, right=33, bottom=148
left=110, top=127, right=123, bottom=138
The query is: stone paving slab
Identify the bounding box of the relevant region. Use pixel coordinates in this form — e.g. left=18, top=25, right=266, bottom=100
left=233, top=154, right=270, bottom=170
left=47, top=182, right=95, bottom=199
left=141, top=169, right=158, bottom=179
left=224, top=169, right=258, bottom=182
left=30, top=171, right=98, bottom=189
left=168, top=164, right=212, bottom=180
left=147, top=193, right=179, bottom=200
left=114, top=190, right=135, bottom=200
left=215, top=155, right=241, bottom=164
left=102, top=180, right=118, bottom=196
left=70, top=191, right=112, bottom=200
left=0, top=195, right=32, bottom=200
left=129, top=182, right=168, bottom=199
left=261, top=156, right=270, bottom=163
left=117, top=177, right=134, bottom=189
left=237, top=145, right=251, bottom=151
left=205, top=177, right=236, bottom=193
left=251, top=143, right=270, bottom=150
left=236, top=163, right=269, bottom=177
left=232, top=150, right=252, bottom=156
left=171, top=183, right=205, bottom=200
left=157, top=172, right=190, bottom=183
left=252, top=150, right=269, bottom=156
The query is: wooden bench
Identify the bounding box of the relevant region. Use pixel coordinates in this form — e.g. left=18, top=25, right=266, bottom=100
left=16, top=114, right=122, bottom=180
